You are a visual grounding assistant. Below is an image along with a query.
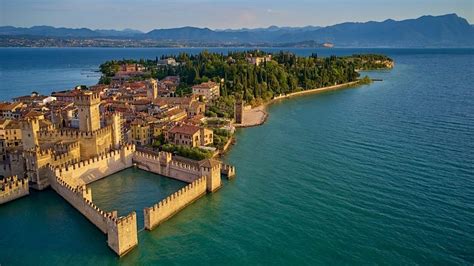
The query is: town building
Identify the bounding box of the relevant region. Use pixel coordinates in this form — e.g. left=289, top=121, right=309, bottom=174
left=0, top=79, right=235, bottom=258
left=0, top=90, right=123, bottom=190
left=157, top=58, right=178, bottom=66
left=153, top=95, right=204, bottom=117
left=130, top=118, right=150, bottom=146
left=192, top=81, right=220, bottom=101
left=165, top=124, right=213, bottom=148
left=246, top=54, right=272, bottom=66
left=0, top=102, right=23, bottom=119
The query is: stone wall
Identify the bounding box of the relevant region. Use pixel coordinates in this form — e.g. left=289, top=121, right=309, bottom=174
left=56, top=144, right=135, bottom=186
left=38, top=125, right=114, bottom=160
left=133, top=150, right=221, bottom=185
left=49, top=171, right=138, bottom=256
left=24, top=141, right=81, bottom=189
left=107, top=212, right=138, bottom=256
left=0, top=175, right=29, bottom=204
left=50, top=176, right=110, bottom=232
left=168, top=160, right=202, bottom=183
left=133, top=151, right=167, bottom=176
left=133, top=151, right=204, bottom=183
left=144, top=176, right=206, bottom=230
left=221, top=163, right=236, bottom=178
left=0, top=152, right=26, bottom=178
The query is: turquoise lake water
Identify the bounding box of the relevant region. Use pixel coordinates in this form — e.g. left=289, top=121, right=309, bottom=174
left=0, top=48, right=473, bottom=265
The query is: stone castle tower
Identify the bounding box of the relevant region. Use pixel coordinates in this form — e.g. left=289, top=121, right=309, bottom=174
left=146, top=79, right=158, bottom=100
left=234, top=100, right=244, bottom=124
left=21, top=118, right=40, bottom=151
left=107, top=113, right=123, bottom=149
left=76, top=91, right=101, bottom=132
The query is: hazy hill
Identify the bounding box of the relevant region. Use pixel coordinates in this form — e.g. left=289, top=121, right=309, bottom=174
left=1, top=14, right=473, bottom=47
left=277, top=14, right=474, bottom=47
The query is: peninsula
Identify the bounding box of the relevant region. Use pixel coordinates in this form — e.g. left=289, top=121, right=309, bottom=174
left=0, top=50, right=393, bottom=256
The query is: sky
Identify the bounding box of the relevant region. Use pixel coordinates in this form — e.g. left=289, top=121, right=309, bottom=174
left=1, top=0, right=473, bottom=31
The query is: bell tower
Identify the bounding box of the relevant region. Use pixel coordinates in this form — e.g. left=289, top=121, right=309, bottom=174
left=146, top=79, right=158, bottom=100
left=75, top=91, right=101, bottom=132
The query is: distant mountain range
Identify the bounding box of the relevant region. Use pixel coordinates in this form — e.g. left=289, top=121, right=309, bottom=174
left=1, top=14, right=473, bottom=47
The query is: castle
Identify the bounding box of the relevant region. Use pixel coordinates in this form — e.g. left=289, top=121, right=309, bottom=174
left=0, top=90, right=235, bottom=256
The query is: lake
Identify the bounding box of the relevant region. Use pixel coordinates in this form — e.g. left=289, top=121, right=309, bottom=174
left=0, top=48, right=473, bottom=265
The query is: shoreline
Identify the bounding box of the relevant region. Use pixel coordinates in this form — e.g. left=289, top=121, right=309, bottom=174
left=234, top=80, right=361, bottom=128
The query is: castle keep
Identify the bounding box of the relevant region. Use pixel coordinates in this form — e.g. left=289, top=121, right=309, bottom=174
left=0, top=90, right=235, bottom=257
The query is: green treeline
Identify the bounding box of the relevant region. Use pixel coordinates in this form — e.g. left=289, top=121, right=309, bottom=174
left=99, top=50, right=393, bottom=105
left=155, top=51, right=364, bottom=103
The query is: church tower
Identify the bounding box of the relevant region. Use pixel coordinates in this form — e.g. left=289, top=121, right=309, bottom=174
left=75, top=91, right=101, bottom=132
left=146, top=79, right=158, bottom=100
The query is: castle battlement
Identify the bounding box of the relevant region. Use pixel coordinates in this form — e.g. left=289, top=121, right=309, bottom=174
left=75, top=91, right=101, bottom=105
left=0, top=175, right=29, bottom=204
left=220, top=163, right=236, bottom=178
left=169, top=160, right=200, bottom=172
left=133, top=151, right=160, bottom=161
left=115, top=212, right=137, bottom=226
left=54, top=175, right=116, bottom=222
left=1, top=175, right=26, bottom=188
left=23, top=144, right=80, bottom=170
left=56, top=144, right=135, bottom=174
left=38, top=125, right=113, bottom=140
left=20, top=118, right=39, bottom=130
left=52, top=152, right=77, bottom=163
left=143, top=176, right=207, bottom=230
left=147, top=176, right=205, bottom=212
left=53, top=141, right=81, bottom=153
left=93, top=125, right=113, bottom=138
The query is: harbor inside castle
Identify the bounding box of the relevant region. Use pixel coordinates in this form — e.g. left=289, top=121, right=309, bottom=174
left=0, top=89, right=235, bottom=256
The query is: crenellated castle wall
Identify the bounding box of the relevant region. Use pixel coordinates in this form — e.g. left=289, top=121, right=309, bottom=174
left=0, top=152, right=25, bottom=178
left=55, top=144, right=135, bottom=187
left=220, top=163, right=236, bottom=178
left=0, top=175, right=29, bottom=204
left=49, top=170, right=138, bottom=256
left=132, top=151, right=167, bottom=175
left=38, top=125, right=114, bottom=160
left=144, top=176, right=206, bottom=230
left=24, top=141, right=82, bottom=190
left=107, top=212, right=138, bottom=256
left=51, top=175, right=110, bottom=232
left=133, top=150, right=224, bottom=191
left=133, top=151, right=202, bottom=183
left=19, top=144, right=230, bottom=256
left=169, top=160, right=202, bottom=183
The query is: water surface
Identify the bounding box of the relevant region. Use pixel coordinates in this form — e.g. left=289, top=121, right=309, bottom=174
left=0, top=48, right=473, bottom=265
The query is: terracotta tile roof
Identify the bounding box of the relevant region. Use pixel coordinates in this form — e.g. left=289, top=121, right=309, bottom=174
left=131, top=118, right=147, bottom=126
left=153, top=96, right=195, bottom=106
left=52, top=90, right=82, bottom=98
left=131, top=99, right=151, bottom=105
left=0, top=102, right=22, bottom=111
left=192, top=81, right=218, bottom=90
left=5, top=120, right=20, bottom=129
left=169, top=124, right=200, bottom=135
left=24, top=110, right=43, bottom=118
